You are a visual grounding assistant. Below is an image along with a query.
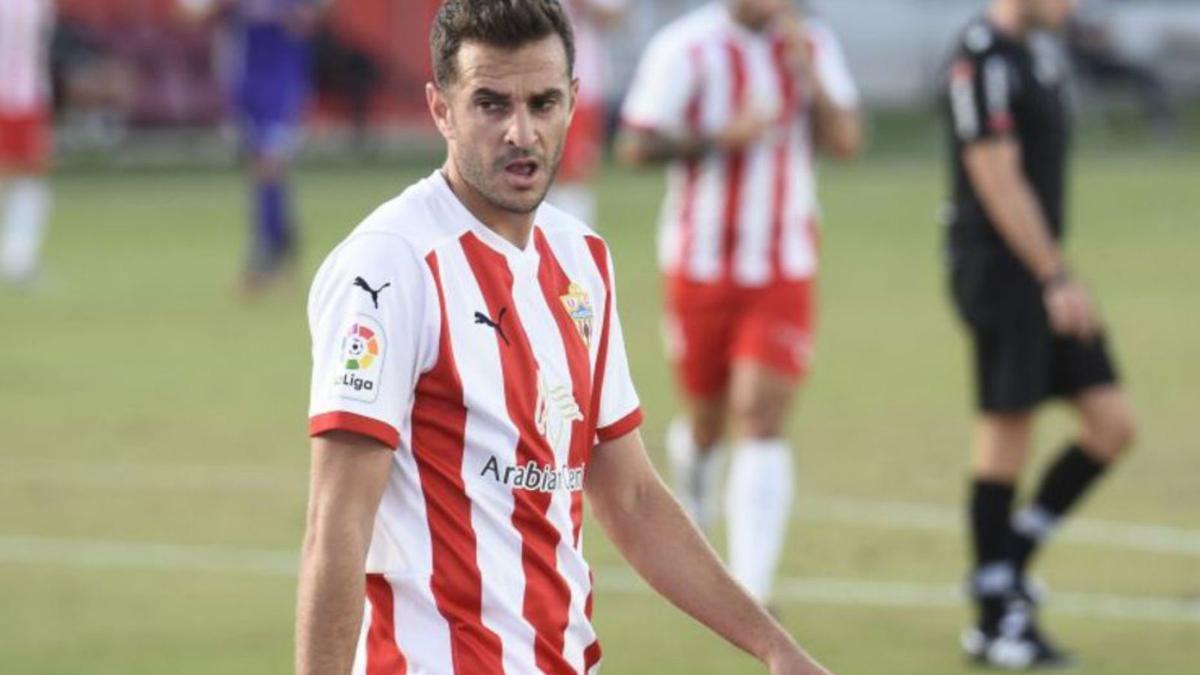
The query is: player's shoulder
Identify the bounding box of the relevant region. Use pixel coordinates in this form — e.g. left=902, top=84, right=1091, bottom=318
left=314, top=173, right=466, bottom=284
left=535, top=201, right=611, bottom=258
left=955, top=18, right=1010, bottom=62
left=644, top=2, right=728, bottom=55
left=345, top=173, right=471, bottom=256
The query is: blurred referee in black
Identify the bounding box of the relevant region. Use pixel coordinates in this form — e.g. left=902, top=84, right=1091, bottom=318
left=943, top=0, right=1137, bottom=669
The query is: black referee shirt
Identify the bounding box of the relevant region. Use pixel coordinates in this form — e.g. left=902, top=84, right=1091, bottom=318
left=945, top=19, right=1070, bottom=252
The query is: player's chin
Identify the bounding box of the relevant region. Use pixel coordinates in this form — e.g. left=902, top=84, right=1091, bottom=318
left=493, top=174, right=553, bottom=212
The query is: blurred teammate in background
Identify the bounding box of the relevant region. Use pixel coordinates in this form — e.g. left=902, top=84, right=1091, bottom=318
left=944, top=0, right=1136, bottom=668
left=0, top=0, right=55, bottom=286
left=547, top=0, right=627, bottom=224
left=616, top=0, right=862, bottom=606
left=296, top=2, right=831, bottom=673
left=182, top=0, right=324, bottom=294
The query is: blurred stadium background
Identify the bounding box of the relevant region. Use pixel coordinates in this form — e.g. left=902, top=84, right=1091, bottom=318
left=2, top=0, right=1198, bottom=673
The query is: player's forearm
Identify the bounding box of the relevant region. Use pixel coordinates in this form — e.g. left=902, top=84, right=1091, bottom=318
left=973, top=170, right=1065, bottom=283
left=593, top=475, right=800, bottom=665
left=810, top=88, right=863, bottom=160
left=615, top=128, right=713, bottom=166
left=295, top=519, right=372, bottom=674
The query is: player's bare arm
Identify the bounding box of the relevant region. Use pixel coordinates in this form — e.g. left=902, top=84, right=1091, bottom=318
left=295, top=432, right=393, bottom=675
left=962, top=138, right=1099, bottom=340
left=585, top=430, right=833, bottom=675
left=615, top=109, right=772, bottom=167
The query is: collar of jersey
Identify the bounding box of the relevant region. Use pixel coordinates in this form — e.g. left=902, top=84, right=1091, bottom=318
left=430, top=170, right=541, bottom=263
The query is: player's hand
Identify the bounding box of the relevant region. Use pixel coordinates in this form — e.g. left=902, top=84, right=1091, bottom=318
left=1044, top=278, right=1099, bottom=342
left=772, top=12, right=816, bottom=82
left=765, top=645, right=834, bottom=675
left=716, top=107, right=773, bottom=151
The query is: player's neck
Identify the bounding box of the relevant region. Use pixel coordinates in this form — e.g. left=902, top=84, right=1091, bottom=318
left=988, top=0, right=1030, bottom=40
left=440, top=165, right=535, bottom=251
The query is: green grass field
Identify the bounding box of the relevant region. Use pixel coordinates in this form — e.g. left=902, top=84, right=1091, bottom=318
left=2, top=147, right=1198, bottom=674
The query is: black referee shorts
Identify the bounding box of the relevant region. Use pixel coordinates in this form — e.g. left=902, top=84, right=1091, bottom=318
left=948, top=248, right=1120, bottom=413
left=965, top=316, right=1119, bottom=413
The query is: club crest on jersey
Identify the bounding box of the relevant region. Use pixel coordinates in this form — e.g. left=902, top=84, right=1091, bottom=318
left=332, top=315, right=385, bottom=403
left=559, top=282, right=594, bottom=347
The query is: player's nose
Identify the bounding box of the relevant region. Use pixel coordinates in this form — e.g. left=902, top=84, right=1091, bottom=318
left=504, top=106, right=538, bottom=149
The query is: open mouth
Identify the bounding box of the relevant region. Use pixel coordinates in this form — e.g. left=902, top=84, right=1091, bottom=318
left=504, top=158, right=540, bottom=180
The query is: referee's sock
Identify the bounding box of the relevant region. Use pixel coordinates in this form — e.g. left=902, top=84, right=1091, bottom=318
left=969, top=478, right=1017, bottom=632
left=726, top=438, right=793, bottom=603
left=1011, top=443, right=1108, bottom=578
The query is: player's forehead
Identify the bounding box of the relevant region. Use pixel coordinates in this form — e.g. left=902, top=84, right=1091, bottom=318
left=453, top=36, right=572, bottom=96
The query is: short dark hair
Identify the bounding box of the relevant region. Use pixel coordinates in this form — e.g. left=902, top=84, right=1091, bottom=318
left=431, top=0, right=576, bottom=88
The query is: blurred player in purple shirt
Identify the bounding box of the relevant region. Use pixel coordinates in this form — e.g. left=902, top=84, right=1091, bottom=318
left=184, top=0, right=325, bottom=293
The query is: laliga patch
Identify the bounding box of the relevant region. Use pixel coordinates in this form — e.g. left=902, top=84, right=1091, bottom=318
left=332, top=315, right=386, bottom=402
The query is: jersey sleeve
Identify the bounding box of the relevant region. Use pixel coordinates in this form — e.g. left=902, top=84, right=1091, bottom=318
left=591, top=242, right=643, bottom=443
left=948, top=48, right=1017, bottom=143
left=307, top=234, right=435, bottom=449
left=619, top=32, right=699, bottom=136
left=809, top=20, right=860, bottom=110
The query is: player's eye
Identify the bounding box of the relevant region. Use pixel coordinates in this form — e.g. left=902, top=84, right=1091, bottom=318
left=476, top=98, right=507, bottom=114
left=531, top=96, right=560, bottom=113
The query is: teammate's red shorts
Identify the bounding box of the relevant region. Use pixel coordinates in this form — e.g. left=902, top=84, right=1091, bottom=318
left=559, top=100, right=603, bottom=182
left=664, top=275, right=817, bottom=398
left=0, top=110, right=51, bottom=172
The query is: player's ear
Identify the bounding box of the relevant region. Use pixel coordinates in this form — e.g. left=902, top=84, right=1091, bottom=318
left=427, top=82, right=455, bottom=141
left=567, top=77, right=580, bottom=123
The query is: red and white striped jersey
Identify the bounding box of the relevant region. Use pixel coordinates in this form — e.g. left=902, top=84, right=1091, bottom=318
left=0, top=0, right=54, bottom=114
left=308, top=172, right=642, bottom=675
left=621, top=3, right=859, bottom=287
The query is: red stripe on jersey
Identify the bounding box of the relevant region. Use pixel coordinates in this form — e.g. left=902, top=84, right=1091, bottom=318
left=769, top=38, right=798, bottom=280
left=582, top=571, right=601, bottom=672
left=583, top=640, right=602, bottom=673
left=459, top=233, right=575, bottom=675
left=721, top=40, right=749, bottom=281
left=308, top=412, right=399, bottom=449
left=596, top=408, right=644, bottom=443
left=533, top=229, right=594, bottom=546
left=583, top=235, right=624, bottom=452
left=677, top=44, right=705, bottom=278
left=412, top=253, right=505, bottom=675
left=366, top=574, right=407, bottom=675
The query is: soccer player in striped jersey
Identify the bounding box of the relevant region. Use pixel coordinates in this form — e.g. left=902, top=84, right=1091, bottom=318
left=0, top=0, right=55, bottom=286
left=296, top=2, right=832, bottom=674
left=616, top=0, right=863, bottom=606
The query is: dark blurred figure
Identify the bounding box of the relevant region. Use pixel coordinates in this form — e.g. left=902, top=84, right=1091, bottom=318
left=312, top=26, right=380, bottom=150
left=1, top=0, right=55, bottom=286
left=182, top=0, right=326, bottom=296
left=1067, top=9, right=1175, bottom=136
left=943, top=0, right=1136, bottom=669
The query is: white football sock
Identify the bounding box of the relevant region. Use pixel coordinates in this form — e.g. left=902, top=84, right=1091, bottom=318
left=547, top=183, right=597, bottom=227
left=1, top=177, right=51, bottom=283
left=665, top=416, right=724, bottom=531
left=725, top=438, right=794, bottom=602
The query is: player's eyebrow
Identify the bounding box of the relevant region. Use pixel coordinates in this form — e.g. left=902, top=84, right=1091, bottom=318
left=470, top=87, right=512, bottom=103
left=529, top=88, right=566, bottom=105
